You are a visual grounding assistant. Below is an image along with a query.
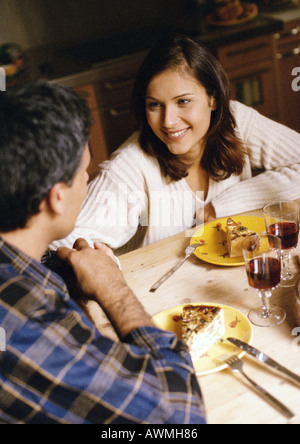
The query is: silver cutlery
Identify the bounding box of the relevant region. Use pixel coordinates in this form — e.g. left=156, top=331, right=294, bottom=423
left=227, top=337, right=300, bottom=387
left=149, top=243, right=202, bottom=293
left=224, top=355, right=295, bottom=420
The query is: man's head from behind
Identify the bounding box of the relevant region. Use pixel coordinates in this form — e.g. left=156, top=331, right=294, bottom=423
left=0, top=82, right=92, bottom=241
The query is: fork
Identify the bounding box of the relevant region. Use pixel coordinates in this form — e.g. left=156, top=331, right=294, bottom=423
left=149, top=243, right=202, bottom=293
left=225, top=356, right=295, bottom=419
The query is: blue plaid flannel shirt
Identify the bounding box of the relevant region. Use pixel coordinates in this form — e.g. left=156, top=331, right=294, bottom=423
left=0, top=239, right=206, bottom=424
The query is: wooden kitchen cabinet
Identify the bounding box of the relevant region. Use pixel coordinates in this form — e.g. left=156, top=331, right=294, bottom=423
left=54, top=51, right=145, bottom=175
left=218, top=34, right=279, bottom=121
left=93, top=52, right=144, bottom=156
left=74, top=83, right=108, bottom=178
left=273, top=19, right=300, bottom=132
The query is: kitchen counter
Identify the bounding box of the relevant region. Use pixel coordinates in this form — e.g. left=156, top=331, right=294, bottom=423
left=264, top=5, right=300, bottom=23
left=197, top=14, right=283, bottom=53
left=24, top=13, right=284, bottom=83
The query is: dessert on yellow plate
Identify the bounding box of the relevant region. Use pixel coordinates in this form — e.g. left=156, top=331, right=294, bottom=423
left=191, top=216, right=266, bottom=266
left=152, top=303, right=254, bottom=376
left=182, top=305, right=225, bottom=361
left=226, top=217, right=256, bottom=258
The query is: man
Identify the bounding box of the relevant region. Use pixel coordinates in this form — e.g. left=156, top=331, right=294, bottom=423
left=0, top=82, right=206, bottom=424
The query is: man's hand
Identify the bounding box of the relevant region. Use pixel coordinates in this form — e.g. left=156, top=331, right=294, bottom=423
left=57, top=238, right=120, bottom=298
left=56, top=239, right=153, bottom=339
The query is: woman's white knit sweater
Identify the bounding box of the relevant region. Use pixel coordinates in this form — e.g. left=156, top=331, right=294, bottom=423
left=51, top=101, right=300, bottom=254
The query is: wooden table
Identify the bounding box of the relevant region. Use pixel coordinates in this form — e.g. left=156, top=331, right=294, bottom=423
left=88, top=208, right=300, bottom=425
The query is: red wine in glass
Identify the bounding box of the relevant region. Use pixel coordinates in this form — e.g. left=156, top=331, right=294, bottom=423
left=246, top=257, right=281, bottom=291
left=263, top=202, right=300, bottom=286
left=268, top=222, right=299, bottom=250
left=243, top=233, right=286, bottom=327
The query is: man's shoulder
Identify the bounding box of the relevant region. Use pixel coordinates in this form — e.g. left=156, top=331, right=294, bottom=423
left=0, top=267, right=30, bottom=307
left=0, top=263, right=64, bottom=316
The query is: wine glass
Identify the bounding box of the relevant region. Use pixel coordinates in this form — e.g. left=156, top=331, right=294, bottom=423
left=263, top=201, right=299, bottom=287
left=242, top=234, right=286, bottom=327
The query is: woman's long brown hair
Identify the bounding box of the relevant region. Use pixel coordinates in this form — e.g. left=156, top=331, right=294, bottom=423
left=131, top=35, right=247, bottom=182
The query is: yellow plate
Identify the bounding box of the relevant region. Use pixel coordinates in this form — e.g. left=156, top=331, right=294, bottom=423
left=152, top=303, right=254, bottom=376
left=191, top=216, right=266, bottom=267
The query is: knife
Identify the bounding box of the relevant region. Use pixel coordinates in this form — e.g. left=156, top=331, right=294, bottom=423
left=149, top=243, right=202, bottom=293
left=227, top=337, right=300, bottom=387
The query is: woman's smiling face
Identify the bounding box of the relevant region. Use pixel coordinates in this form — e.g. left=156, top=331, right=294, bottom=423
left=145, top=65, right=217, bottom=161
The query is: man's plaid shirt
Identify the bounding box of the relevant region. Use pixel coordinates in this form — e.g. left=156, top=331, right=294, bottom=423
left=0, top=239, right=206, bottom=424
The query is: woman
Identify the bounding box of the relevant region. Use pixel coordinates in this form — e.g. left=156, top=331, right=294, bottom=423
left=52, top=35, right=300, bottom=255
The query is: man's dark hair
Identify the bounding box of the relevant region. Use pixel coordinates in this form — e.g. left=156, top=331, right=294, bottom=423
left=0, top=81, right=92, bottom=232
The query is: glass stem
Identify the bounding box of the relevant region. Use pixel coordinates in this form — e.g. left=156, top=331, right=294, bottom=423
left=281, top=251, right=292, bottom=280
left=259, top=291, right=272, bottom=319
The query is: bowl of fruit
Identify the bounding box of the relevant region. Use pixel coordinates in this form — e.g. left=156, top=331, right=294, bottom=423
left=206, top=0, right=258, bottom=26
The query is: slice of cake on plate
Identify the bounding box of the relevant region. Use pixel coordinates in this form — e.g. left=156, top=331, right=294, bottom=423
left=226, top=218, right=256, bottom=258
left=182, top=305, right=225, bottom=361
